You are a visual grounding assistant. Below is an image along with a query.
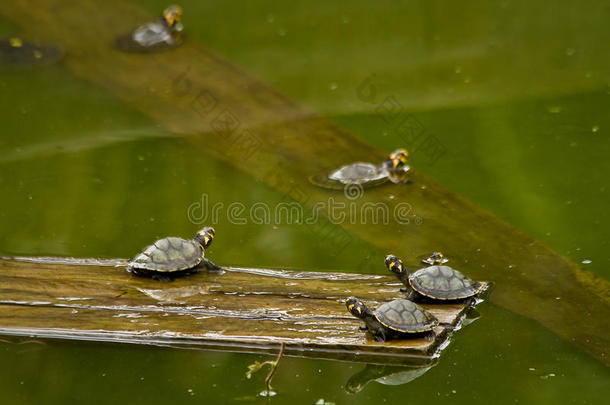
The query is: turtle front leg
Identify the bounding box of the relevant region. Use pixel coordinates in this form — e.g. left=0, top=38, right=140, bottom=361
left=366, top=318, right=388, bottom=342
left=373, top=330, right=387, bottom=342
left=400, top=286, right=418, bottom=301
left=406, top=289, right=419, bottom=301
left=152, top=274, right=174, bottom=283
left=201, top=257, right=221, bottom=271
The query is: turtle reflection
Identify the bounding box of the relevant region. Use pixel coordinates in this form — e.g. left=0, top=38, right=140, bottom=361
left=461, top=307, right=481, bottom=328
left=345, top=360, right=437, bottom=394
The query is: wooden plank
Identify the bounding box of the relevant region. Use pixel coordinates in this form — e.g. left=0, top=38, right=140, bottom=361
left=3, top=0, right=609, bottom=366
left=0, top=256, right=481, bottom=365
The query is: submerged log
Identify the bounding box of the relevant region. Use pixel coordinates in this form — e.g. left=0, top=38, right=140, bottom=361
left=0, top=256, right=483, bottom=365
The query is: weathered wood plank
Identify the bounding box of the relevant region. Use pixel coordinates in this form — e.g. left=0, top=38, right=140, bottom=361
left=0, top=257, right=480, bottom=365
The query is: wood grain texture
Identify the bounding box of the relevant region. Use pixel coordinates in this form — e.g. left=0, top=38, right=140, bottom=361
left=0, top=256, right=480, bottom=365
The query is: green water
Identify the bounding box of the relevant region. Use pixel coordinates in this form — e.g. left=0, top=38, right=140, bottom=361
left=0, top=304, right=607, bottom=404
left=1, top=0, right=609, bottom=403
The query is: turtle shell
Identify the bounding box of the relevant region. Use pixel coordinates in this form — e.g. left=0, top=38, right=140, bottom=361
left=128, top=237, right=204, bottom=272
left=116, top=21, right=182, bottom=54
left=309, top=162, right=389, bottom=190
left=373, top=299, right=438, bottom=333
left=409, top=265, right=483, bottom=300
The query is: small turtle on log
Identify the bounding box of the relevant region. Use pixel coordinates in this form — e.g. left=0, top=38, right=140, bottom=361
left=385, top=254, right=484, bottom=301
left=345, top=297, right=438, bottom=342
left=127, top=227, right=218, bottom=281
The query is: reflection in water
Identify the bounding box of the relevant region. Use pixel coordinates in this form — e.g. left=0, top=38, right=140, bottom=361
left=0, top=337, right=47, bottom=354
left=0, top=128, right=172, bottom=165
left=345, top=361, right=437, bottom=394
left=460, top=307, right=481, bottom=329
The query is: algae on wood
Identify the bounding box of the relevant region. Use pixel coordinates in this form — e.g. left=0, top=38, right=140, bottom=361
left=0, top=256, right=480, bottom=365
left=3, top=0, right=609, bottom=366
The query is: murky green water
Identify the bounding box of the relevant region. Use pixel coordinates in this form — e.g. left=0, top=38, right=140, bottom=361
left=0, top=304, right=607, bottom=404
left=1, top=0, right=609, bottom=403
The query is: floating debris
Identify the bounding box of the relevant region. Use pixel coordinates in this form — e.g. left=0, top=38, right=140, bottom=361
left=0, top=37, right=62, bottom=67
left=247, top=343, right=285, bottom=398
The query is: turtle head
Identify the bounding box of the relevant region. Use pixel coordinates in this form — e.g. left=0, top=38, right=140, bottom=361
left=346, top=297, right=368, bottom=319
left=163, top=4, right=183, bottom=27
left=384, top=254, right=406, bottom=275
left=344, top=379, right=365, bottom=394
left=425, top=251, right=446, bottom=265
left=195, top=227, right=215, bottom=249
left=388, top=148, right=408, bottom=170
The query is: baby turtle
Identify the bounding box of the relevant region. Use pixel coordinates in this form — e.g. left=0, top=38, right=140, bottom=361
left=386, top=148, right=409, bottom=170
left=345, top=297, right=438, bottom=342
left=127, top=227, right=218, bottom=280
left=117, top=5, right=184, bottom=53
left=385, top=254, right=484, bottom=301
left=309, top=148, right=410, bottom=190
left=0, top=37, right=62, bottom=67
left=421, top=251, right=448, bottom=266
